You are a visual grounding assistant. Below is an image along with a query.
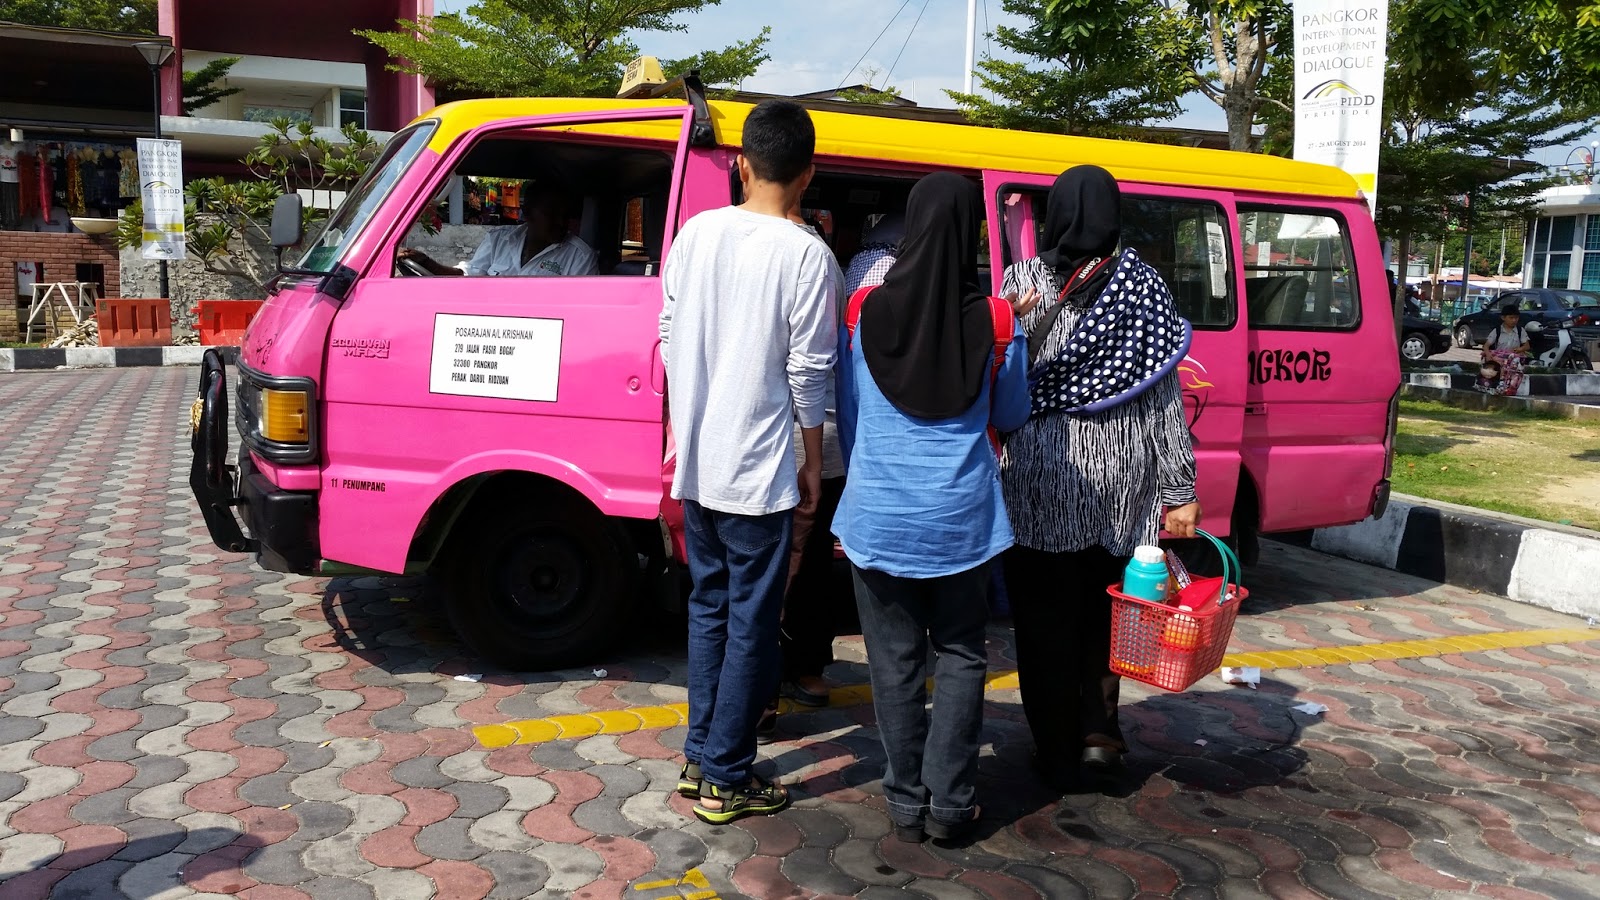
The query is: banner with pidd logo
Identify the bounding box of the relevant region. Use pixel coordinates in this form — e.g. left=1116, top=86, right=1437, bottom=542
left=1292, top=0, right=1389, bottom=214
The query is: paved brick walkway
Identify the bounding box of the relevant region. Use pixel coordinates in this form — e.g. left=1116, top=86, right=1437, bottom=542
left=1, top=368, right=1598, bottom=899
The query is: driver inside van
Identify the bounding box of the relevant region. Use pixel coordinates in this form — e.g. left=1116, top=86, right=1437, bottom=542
left=398, top=182, right=599, bottom=277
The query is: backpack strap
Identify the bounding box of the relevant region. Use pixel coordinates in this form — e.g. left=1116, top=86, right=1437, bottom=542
left=984, top=295, right=1015, bottom=457
left=843, top=286, right=875, bottom=349
left=846, top=287, right=1015, bottom=457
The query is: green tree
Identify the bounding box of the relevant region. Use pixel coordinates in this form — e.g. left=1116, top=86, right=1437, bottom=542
left=182, top=56, right=242, bottom=114
left=0, top=0, right=155, bottom=32
left=1175, top=1, right=1291, bottom=152
left=359, top=0, right=770, bottom=100
left=835, top=67, right=903, bottom=106
left=1036, top=0, right=1288, bottom=150
left=117, top=120, right=380, bottom=292
left=950, top=0, right=1196, bottom=138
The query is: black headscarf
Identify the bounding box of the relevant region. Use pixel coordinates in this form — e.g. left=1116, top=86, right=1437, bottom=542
left=1038, top=165, right=1122, bottom=305
left=858, top=172, right=994, bottom=420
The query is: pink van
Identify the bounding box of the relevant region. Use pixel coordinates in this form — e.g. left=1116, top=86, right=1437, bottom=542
left=190, top=84, right=1398, bottom=669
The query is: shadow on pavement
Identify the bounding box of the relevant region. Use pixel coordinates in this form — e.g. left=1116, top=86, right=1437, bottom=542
left=11, top=826, right=246, bottom=899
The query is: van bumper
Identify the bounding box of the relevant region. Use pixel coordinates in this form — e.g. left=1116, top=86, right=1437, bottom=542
left=1370, top=479, right=1392, bottom=520
left=188, top=349, right=319, bottom=575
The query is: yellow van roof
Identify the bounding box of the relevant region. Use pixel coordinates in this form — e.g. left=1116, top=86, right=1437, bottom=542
left=422, top=97, right=1361, bottom=200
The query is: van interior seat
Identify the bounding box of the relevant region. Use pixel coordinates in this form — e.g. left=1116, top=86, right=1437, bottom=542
left=1247, top=275, right=1310, bottom=326
left=612, top=191, right=670, bottom=276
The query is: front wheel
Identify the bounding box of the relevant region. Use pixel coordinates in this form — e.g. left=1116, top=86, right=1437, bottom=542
left=1400, top=333, right=1430, bottom=361
left=1454, top=324, right=1476, bottom=350
left=445, top=489, right=633, bottom=671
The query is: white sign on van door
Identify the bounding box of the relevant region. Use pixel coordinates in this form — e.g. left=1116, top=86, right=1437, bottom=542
left=429, top=314, right=563, bottom=402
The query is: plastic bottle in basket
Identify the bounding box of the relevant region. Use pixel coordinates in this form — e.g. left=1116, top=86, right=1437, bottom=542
left=1122, top=546, right=1169, bottom=603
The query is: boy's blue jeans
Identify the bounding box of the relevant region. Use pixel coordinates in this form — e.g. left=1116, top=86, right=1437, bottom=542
left=681, top=500, right=793, bottom=789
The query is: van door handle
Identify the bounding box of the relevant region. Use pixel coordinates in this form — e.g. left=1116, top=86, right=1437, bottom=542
left=1245, top=403, right=1267, bottom=416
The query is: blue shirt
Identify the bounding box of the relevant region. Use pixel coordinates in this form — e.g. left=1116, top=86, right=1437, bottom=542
left=833, top=319, right=1031, bottom=578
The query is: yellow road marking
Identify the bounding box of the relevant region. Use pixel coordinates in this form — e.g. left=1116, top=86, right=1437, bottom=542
left=633, top=868, right=717, bottom=899
left=472, top=627, right=1598, bottom=747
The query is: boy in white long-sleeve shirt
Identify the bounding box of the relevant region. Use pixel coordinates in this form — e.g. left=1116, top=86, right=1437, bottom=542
left=658, top=100, right=839, bottom=824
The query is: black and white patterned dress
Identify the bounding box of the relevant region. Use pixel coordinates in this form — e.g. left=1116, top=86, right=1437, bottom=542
left=999, top=255, right=1198, bottom=556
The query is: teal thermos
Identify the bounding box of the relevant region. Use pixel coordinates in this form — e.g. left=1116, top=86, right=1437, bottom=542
left=1122, top=546, right=1170, bottom=603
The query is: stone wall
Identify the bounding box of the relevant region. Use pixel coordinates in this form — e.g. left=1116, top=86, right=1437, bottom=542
left=403, top=225, right=492, bottom=271
left=119, top=229, right=274, bottom=338
left=109, top=224, right=493, bottom=339
left=2, top=230, right=121, bottom=344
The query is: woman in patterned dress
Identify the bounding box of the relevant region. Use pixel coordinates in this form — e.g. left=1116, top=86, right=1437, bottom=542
left=998, top=165, right=1202, bottom=792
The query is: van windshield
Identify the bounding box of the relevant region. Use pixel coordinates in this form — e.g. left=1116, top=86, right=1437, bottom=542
left=297, top=123, right=436, bottom=273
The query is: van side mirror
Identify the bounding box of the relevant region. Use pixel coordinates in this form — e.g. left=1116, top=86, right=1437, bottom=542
left=271, top=193, right=304, bottom=249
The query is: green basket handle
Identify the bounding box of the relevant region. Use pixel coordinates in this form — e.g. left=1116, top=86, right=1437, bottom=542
left=1193, top=528, right=1242, bottom=605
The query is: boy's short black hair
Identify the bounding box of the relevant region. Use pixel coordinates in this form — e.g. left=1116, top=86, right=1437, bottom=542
left=742, top=100, right=816, bottom=185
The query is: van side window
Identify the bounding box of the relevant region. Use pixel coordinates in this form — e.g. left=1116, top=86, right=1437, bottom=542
left=396, top=129, right=674, bottom=278
left=997, top=189, right=1235, bottom=329
left=1238, top=208, right=1360, bottom=330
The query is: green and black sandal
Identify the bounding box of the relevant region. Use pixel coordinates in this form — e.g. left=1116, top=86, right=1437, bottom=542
left=692, top=775, right=789, bottom=825
left=676, top=762, right=702, bottom=799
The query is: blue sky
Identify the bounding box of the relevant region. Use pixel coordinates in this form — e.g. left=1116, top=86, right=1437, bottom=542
left=432, top=0, right=1229, bottom=129
left=432, top=0, right=1594, bottom=164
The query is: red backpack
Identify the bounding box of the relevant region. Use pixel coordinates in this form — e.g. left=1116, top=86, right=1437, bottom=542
left=843, top=285, right=1015, bottom=456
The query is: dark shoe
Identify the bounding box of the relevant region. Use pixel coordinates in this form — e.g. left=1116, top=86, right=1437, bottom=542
left=755, top=705, right=778, bottom=745
left=676, top=762, right=702, bottom=799
left=893, top=823, right=927, bottom=843
left=925, top=806, right=981, bottom=844
left=1082, top=747, right=1123, bottom=771
left=780, top=679, right=829, bottom=708
left=692, top=775, right=790, bottom=825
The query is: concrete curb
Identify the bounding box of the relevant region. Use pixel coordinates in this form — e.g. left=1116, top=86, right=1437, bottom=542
left=1401, top=383, right=1600, bottom=422
left=0, top=345, right=233, bottom=373
left=1406, top=371, right=1600, bottom=396
left=1297, top=495, right=1600, bottom=619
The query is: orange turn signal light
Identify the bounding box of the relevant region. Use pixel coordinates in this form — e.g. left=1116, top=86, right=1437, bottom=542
left=260, top=388, right=310, bottom=443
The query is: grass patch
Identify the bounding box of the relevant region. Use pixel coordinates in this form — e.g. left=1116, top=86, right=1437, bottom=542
left=0, top=342, right=42, bottom=349
left=1393, top=399, right=1600, bottom=530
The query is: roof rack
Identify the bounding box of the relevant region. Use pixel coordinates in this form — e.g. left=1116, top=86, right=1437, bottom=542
left=637, top=68, right=715, bottom=149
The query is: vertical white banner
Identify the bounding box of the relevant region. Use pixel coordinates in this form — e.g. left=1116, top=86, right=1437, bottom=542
left=1292, top=0, right=1389, bottom=215
left=136, top=138, right=186, bottom=261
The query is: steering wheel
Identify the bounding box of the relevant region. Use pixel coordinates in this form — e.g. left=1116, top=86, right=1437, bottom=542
left=396, top=255, right=435, bottom=277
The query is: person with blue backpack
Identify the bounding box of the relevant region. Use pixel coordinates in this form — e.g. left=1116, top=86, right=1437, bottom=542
left=832, top=172, right=1035, bottom=844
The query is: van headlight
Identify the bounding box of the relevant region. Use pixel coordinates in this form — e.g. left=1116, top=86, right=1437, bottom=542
left=236, top=363, right=318, bottom=464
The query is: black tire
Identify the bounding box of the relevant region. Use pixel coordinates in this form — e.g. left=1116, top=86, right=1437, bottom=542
left=1454, top=324, right=1475, bottom=349
left=445, top=488, right=632, bottom=671
left=1400, top=333, right=1430, bottom=361
left=1557, top=349, right=1591, bottom=373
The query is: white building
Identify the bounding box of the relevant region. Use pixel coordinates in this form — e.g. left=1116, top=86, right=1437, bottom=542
left=1524, top=182, right=1600, bottom=293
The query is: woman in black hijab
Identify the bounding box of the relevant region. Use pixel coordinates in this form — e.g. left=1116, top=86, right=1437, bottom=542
left=999, top=165, right=1201, bottom=792
left=832, top=172, right=1031, bottom=843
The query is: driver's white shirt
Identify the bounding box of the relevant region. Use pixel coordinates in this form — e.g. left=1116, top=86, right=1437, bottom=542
left=463, top=225, right=598, bottom=277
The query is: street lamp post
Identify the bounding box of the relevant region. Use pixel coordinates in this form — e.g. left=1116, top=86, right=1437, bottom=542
left=133, top=40, right=175, bottom=300
left=1563, top=141, right=1599, bottom=185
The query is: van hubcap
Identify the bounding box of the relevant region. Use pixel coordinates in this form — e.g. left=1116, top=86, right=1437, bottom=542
left=497, top=534, right=587, bottom=625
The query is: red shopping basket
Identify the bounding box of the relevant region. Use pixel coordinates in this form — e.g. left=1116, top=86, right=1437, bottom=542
left=1108, top=531, right=1247, bottom=692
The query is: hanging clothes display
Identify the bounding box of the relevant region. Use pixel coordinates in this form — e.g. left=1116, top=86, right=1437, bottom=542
left=17, top=152, right=38, bottom=221
left=0, top=141, right=20, bottom=229
left=66, top=153, right=85, bottom=216
left=118, top=150, right=139, bottom=200
left=38, top=148, right=53, bottom=216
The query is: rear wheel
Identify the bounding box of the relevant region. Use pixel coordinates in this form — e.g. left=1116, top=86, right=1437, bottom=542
left=1557, top=349, right=1592, bottom=373
left=1400, top=333, right=1430, bottom=361
left=1454, top=324, right=1476, bottom=349
left=445, top=487, right=633, bottom=671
